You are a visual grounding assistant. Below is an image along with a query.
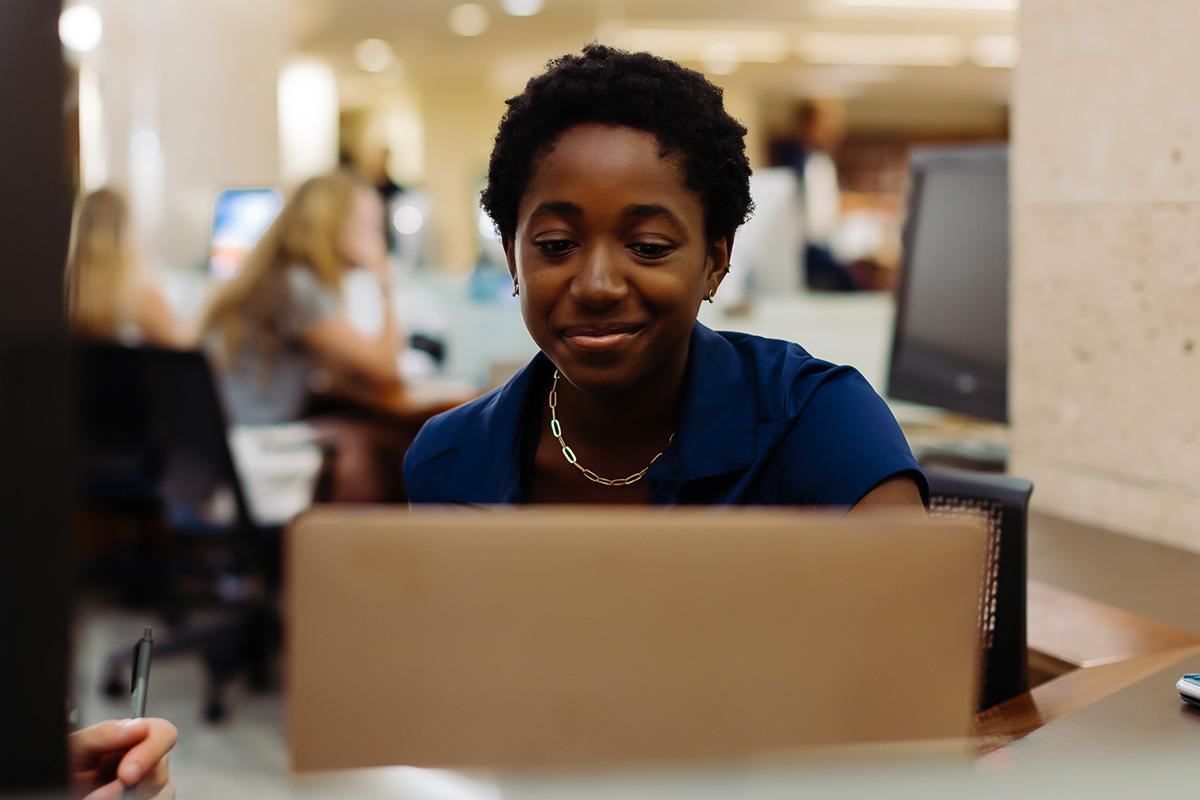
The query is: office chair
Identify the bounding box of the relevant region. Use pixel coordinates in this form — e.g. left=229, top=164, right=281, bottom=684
left=74, top=340, right=159, bottom=506
left=926, top=466, right=1034, bottom=711
left=100, top=347, right=283, bottom=722
left=74, top=340, right=172, bottom=605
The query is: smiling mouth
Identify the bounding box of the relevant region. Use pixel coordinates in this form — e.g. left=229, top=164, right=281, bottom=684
left=559, top=322, right=646, bottom=352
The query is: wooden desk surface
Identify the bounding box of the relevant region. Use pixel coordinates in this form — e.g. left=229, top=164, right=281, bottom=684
left=1027, top=581, right=1200, bottom=669
left=1009, top=649, right=1200, bottom=753
left=316, top=377, right=477, bottom=426
left=977, top=579, right=1200, bottom=750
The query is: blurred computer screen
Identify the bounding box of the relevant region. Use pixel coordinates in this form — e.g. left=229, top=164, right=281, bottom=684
left=887, top=146, right=1009, bottom=423
left=208, top=188, right=282, bottom=280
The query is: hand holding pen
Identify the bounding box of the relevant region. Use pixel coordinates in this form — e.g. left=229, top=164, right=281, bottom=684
left=67, top=627, right=178, bottom=799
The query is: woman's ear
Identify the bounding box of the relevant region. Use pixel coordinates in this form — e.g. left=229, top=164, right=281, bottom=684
left=705, top=234, right=735, bottom=295
left=503, top=236, right=518, bottom=283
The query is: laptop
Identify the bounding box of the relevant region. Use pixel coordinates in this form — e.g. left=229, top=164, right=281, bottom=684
left=287, top=507, right=985, bottom=771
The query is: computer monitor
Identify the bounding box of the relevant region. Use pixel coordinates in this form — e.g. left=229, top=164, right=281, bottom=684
left=887, top=146, right=1009, bottom=423
left=208, top=188, right=282, bottom=280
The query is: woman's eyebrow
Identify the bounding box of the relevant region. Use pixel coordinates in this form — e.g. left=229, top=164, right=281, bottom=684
left=623, top=203, right=684, bottom=229
left=529, top=200, right=582, bottom=222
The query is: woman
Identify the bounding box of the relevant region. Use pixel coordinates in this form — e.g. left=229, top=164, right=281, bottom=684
left=405, top=45, right=925, bottom=510
left=199, top=170, right=402, bottom=426
left=65, top=188, right=192, bottom=348
left=199, top=170, right=408, bottom=502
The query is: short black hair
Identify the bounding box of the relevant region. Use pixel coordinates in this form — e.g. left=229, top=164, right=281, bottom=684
left=481, top=43, right=754, bottom=245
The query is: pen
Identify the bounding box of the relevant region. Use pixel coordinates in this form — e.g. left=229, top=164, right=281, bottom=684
left=125, top=627, right=153, bottom=800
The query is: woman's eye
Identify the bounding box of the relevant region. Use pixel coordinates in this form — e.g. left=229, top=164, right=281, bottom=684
left=628, top=242, right=674, bottom=259
left=533, top=239, right=576, bottom=256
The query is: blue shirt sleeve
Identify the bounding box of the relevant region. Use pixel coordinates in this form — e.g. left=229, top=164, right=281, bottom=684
left=778, top=367, right=928, bottom=508
left=403, top=414, right=457, bottom=504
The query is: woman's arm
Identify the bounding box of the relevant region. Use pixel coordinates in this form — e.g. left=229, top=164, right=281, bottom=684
left=848, top=475, right=925, bottom=513
left=298, top=269, right=402, bottom=389
left=133, top=281, right=193, bottom=350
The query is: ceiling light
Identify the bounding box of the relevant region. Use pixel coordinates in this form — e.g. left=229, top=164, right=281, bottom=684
left=836, top=0, right=1017, bottom=10
left=59, top=5, right=103, bottom=54
left=501, top=0, right=545, bottom=16
left=354, top=39, right=394, bottom=73
left=614, top=28, right=790, bottom=64
left=449, top=4, right=491, bottom=37
left=393, top=205, right=424, bottom=236
left=702, top=42, right=740, bottom=76
left=797, top=32, right=967, bottom=66
left=971, top=35, right=1018, bottom=68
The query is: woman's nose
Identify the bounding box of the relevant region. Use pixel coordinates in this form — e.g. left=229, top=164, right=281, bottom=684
left=570, top=244, right=628, bottom=309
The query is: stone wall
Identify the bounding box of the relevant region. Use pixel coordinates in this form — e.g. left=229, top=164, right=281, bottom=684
left=1011, top=0, right=1200, bottom=550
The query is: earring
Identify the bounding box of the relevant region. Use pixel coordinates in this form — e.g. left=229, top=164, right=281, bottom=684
left=512, top=284, right=519, bottom=297
left=705, top=291, right=715, bottom=304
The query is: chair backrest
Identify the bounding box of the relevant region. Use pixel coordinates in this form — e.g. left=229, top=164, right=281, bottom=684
left=73, top=339, right=161, bottom=503
left=926, top=466, right=1034, bottom=710
left=135, top=347, right=255, bottom=535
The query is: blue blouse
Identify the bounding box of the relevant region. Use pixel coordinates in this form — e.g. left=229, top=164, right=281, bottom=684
left=404, top=323, right=927, bottom=507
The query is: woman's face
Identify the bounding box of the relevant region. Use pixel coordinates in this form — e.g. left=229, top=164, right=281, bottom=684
left=338, top=186, right=386, bottom=269
left=506, top=123, right=729, bottom=395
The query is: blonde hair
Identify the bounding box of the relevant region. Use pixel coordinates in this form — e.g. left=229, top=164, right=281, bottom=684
left=199, top=170, right=368, bottom=365
left=65, top=188, right=135, bottom=339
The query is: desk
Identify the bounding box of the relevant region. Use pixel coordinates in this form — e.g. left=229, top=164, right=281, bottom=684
left=312, top=377, right=477, bottom=427
left=1007, top=649, right=1200, bottom=755
left=973, top=512, right=1200, bottom=750
left=977, top=581, right=1200, bottom=749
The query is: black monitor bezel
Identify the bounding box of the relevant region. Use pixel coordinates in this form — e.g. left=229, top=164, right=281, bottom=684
left=886, top=145, right=1010, bottom=423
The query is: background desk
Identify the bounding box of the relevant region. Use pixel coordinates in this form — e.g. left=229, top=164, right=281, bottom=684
left=973, top=511, right=1200, bottom=751
left=309, top=376, right=477, bottom=429
left=978, top=581, right=1200, bottom=748
left=317, top=377, right=477, bottom=427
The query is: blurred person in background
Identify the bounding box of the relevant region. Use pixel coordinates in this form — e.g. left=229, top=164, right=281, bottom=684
left=198, top=170, right=407, bottom=502
left=771, top=101, right=856, bottom=292
left=65, top=188, right=193, bottom=347
left=373, top=146, right=407, bottom=253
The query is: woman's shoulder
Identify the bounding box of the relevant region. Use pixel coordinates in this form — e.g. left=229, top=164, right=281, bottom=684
left=711, top=328, right=871, bottom=421
left=404, top=384, right=509, bottom=469
left=283, top=263, right=335, bottom=295
left=403, top=355, right=546, bottom=502
left=402, top=384, right=517, bottom=504
left=128, top=271, right=168, bottom=312
left=710, top=328, right=924, bottom=507
left=280, top=263, right=341, bottom=326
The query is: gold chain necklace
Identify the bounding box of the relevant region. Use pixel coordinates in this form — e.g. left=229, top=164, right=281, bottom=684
left=548, top=370, right=674, bottom=487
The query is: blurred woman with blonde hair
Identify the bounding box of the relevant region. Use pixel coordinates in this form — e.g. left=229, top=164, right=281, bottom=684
left=65, top=187, right=191, bottom=347
left=199, top=169, right=405, bottom=501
